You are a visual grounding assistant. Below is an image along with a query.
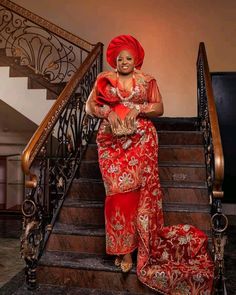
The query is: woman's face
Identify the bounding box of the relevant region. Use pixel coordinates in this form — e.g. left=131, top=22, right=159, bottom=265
left=116, top=50, right=135, bottom=75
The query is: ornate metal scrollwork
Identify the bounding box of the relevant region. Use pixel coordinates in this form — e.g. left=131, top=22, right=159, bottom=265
left=19, top=50, right=102, bottom=288
left=211, top=200, right=228, bottom=295
left=0, top=1, right=102, bottom=290
left=197, top=45, right=227, bottom=294
left=0, top=6, right=87, bottom=82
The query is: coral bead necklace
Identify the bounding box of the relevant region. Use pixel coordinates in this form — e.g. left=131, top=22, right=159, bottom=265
left=116, top=71, right=136, bottom=101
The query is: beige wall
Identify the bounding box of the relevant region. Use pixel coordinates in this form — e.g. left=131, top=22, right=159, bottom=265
left=13, top=0, right=236, bottom=117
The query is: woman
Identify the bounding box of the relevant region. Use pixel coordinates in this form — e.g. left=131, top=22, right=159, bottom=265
left=86, top=35, right=214, bottom=295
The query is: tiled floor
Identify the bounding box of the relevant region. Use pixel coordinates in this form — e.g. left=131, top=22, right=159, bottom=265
left=0, top=238, right=24, bottom=288
left=0, top=214, right=24, bottom=289
left=0, top=214, right=236, bottom=294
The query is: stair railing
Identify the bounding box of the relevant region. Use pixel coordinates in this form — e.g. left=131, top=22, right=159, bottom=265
left=20, top=42, right=102, bottom=289
left=197, top=42, right=228, bottom=294
left=0, top=0, right=93, bottom=83
left=0, top=0, right=103, bottom=289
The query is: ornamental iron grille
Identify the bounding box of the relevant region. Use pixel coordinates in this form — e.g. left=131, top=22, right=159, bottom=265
left=197, top=43, right=228, bottom=295
left=20, top=53, right=102, bottom=289
left=0, top=1, right=104, bottom=288
left=0, top=1, right=92, bottom=83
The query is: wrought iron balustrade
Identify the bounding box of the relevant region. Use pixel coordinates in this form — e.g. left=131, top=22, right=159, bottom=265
left=0, top=0, right=93, bottom=83
left=0, top=0, right=104, bottom=288
left=20, top=43, right=103, bottom=289
left=197, top=42, right=227, bottom=295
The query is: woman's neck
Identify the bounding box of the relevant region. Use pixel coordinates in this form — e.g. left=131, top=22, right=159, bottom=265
left=116, top=71, right=136, bottom=95
left=117, top=71, right=134, bottom=80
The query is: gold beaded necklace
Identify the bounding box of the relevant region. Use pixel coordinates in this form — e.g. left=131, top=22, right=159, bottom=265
left=116, top=72, right=136, bottom=101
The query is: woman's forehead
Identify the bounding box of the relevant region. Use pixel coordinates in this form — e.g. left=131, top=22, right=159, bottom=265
left=117, top=49, right=134, bottom=58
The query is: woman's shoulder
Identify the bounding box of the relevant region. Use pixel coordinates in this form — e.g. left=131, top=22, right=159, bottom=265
left=135, top=71, right=156, bottom=83
left=97, top=71, right=116, bottom=80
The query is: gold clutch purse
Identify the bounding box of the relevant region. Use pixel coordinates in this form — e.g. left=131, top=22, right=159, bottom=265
left=112, top=104, right=136, bottom=136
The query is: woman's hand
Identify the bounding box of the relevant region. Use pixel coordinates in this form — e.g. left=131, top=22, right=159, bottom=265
left=124, top=108, right=139, bottom=132
left=107, top=111, right=123, bottom=135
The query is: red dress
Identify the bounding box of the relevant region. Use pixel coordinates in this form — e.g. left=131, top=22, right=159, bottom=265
left=95, top=71, right=214, bottom=295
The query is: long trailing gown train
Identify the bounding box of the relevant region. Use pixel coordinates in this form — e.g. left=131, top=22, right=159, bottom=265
left=94, top=70, right=214, bottom=295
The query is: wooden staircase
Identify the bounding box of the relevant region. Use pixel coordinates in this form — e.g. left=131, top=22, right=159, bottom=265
left=36, top=118, right=212, bottom=294
left=0, top=49, right=65, bottom=100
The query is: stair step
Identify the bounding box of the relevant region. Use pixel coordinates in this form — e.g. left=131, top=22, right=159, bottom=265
left=59, top=200, right=104, bottom=226
left=58, top=198, right=210, bottom=226
left=53, top=223, right=105, bottom=236
left=57, top=201, right=211, bottom=232
left=0, top=50, right=65, bottom=100
left=64, top=199, right=103, bottom=208
left=9, top=66, right=66, bottom=100
left=47, top=223, right=105, bottom=254
left=28, top=77, right=66, bottom=100
left=152, top=117, right=199, bottom=131
left=158, top=130, right=203, bottom=145
left=163, top=202, right=210, bottom=212
left=38, top=251, right=156, bottom=294
left=14, top=284, right=148, bottom=295
left=68, top=178, right=208, bottom=201
left=90, top=130, right=203, bottom=145
left=84, top=144, right=205, bottom=163
left=78, top=160, right=206, bottom=182
left=59, top=199, right=105, bottom=226
left=0, top=51, right=21, bottom=66
left=62, top=198, right=210, bottom=212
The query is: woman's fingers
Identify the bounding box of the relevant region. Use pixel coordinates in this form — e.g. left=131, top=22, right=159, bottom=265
left=125, top=109, right=137, bottom=130
left=108, top=112, right=122, bottom=134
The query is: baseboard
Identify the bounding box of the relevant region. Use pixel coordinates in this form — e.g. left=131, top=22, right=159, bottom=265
left=222, top=203, right=236, bottom=215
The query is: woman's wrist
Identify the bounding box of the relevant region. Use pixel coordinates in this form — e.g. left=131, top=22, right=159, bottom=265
left=133, top=103, right=148, bottom=115
left=94, top=105, right=112, bottom=118
left=133, top=104, right=141, bottom=114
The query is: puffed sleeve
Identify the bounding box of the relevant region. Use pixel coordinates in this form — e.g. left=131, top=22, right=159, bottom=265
left=147, top=79, right=162, bottom=103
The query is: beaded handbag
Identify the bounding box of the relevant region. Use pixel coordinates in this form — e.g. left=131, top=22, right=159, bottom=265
left=112, top=104, right=136, bottom=136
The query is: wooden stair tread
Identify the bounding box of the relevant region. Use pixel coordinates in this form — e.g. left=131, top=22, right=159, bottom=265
left=157, top=130, right=202, bottom=134
left=53, top=222, right=105, bottom=236
left=159, top=162, right=205, bottom=167
left=90, top=126, right=203, bottom=145
left=63, top=198, right=210, bottom=213
left=0, top=49, right=66, bottom=99
left=40, top=251, right=135, bottom=273
left=73, top=178, right=207, bottom=188
left=17, top=284, right=146, bottom=295
left=152, top=117, right=199, bottom=131
left=64, top=198, right=104, bottom=208
left=81, top=159, right=205, bottom=167
left=87, top=143, right=204, bottom=148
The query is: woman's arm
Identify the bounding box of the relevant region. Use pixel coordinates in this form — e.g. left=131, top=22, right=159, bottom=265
left=137, top=101, right=164, bottom=118
left=124, top=78, right=163, bottom=129
left=85, top=86, right=123, bottom=133
left=85, top=88, right=111, bottom=119
left=139, top=78, right=164, bottom=118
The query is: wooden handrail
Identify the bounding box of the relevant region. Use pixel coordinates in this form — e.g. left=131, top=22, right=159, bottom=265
left=21, top=42, right=103, bottom=188
left=197, top=42, right=224, bottom=198
left=0, top=0, right=93, bottom=52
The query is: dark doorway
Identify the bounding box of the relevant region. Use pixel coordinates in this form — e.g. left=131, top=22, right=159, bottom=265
left=211, top=72, right=236, bottom=203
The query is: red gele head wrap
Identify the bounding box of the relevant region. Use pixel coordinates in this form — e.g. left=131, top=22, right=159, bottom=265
left=106, top=35, right=145, bottom=70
